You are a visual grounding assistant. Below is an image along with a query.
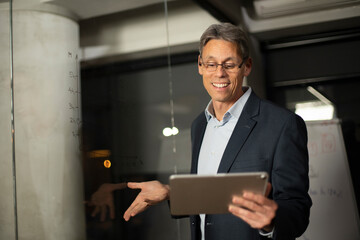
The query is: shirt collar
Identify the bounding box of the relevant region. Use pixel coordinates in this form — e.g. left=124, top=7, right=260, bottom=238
left=204, top=87, right=252, bottom=122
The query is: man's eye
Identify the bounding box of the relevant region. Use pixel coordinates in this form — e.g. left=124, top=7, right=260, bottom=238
left=206, top=63, right=216, bottom=67
left=224, top=64, right=236, bottom=69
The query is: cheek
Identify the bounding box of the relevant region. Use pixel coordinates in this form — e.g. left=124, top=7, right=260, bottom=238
left=231, top=77, right=243, bottom=92
left=234, top=73, right=244, bottom=86
left=231, top=77, right=239, bottom=86
left=202, top=77, right=213, bottom=95
left=202, top=74, right=211, bottom=85
left=203, top=77, right=210, bottom=89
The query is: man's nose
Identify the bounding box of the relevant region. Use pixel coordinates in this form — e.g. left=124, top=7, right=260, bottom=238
left=215, top=64, right=227, bottom=77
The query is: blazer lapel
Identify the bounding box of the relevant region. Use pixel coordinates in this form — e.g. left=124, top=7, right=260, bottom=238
left=217, top=92, right=260, bottom=173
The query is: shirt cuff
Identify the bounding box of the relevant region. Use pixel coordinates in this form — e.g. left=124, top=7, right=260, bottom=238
left=259, top=226, right=275, bottom=238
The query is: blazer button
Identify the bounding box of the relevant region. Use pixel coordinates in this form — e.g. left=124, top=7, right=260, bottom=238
left=206, top=222, right=213, bottom=226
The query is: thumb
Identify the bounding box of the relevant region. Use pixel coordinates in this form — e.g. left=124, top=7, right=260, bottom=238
left=127, top=182, right=142, bottom=190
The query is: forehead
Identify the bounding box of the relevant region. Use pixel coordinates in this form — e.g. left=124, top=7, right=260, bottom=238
left=202, top=39, right=241, bottom=60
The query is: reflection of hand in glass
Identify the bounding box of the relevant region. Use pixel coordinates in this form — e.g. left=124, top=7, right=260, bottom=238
left=123, top=181, right=170, bottom=221
left=88, top=183, right=126, bottom=221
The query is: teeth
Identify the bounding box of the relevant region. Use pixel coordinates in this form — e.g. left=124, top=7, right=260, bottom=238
left=212, top=83, right=229, bottom=88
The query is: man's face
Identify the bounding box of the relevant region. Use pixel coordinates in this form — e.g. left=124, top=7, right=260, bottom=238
left=198, top=39, right=252, bottom=107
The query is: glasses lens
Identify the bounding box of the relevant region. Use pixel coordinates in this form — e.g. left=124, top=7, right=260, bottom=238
left=224, top=64, right=236, bottom=72
left=205, top=63, right=216, bottom=72
left=202, top=60, right=243, bottom=73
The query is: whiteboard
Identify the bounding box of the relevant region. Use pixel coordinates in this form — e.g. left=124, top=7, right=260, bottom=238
left=299, top=120, right=360, bottom=240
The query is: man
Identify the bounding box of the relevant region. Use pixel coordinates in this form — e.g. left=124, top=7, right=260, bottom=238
left=123, top=23, right=312, bottom=240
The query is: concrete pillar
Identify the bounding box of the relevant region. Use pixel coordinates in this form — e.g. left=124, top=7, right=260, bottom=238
left=0, top=2, right=16, bottom=239
left=0, top=3, right=85, bottom=240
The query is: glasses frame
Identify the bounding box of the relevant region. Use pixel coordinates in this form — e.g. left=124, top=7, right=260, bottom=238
left=199, top=57, right=248, bottom=73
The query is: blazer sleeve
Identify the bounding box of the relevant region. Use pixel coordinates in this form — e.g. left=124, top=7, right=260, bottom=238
left=272, top=114, right=312, bottom=239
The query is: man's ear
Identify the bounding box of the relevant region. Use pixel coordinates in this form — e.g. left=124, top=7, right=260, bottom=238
left=243, top=57, right=252, bottom=77
left=198, top=55, right=203, bottom=75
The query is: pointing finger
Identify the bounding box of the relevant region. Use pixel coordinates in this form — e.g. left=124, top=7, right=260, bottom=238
left=127, top=182, right=142, bottom=190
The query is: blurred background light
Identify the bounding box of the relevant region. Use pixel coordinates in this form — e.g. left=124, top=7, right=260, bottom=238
left=295, top=101, right=335, bottom=121
left=162, top=126, right=179, bottom=137
left=104, top=160, right=111, bottom=168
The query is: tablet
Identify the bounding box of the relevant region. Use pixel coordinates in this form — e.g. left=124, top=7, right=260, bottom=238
left=169, top=172, right=268, bottom=215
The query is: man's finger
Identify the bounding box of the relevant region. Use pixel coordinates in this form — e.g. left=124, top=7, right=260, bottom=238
left=109, top=202, right=115, bottom=219
left=91, top=206, right=100, bottom=217
left=124, top=202, right=138, bottom=221
left=100, top=205, right=106, bottom=222
left=232, top=195, right=264, bottom=214
left=123, top=198, right=150, bottom=221
left=127, top=182, right=142, bottom=190
left=123, top=195, right=143, bottom=221
left=130, top=201, right=148, bottom=217
left=229, top=204, right=272, bottom=229
left=228, top=204, right=259, bottom=222
left=242, top=191, right=273, bottom=208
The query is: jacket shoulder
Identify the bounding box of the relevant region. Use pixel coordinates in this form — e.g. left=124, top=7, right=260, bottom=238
left=253, top=93, right=302, bottom=119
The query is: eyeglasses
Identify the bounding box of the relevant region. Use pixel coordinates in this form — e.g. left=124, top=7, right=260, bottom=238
left=200, top=58, right=247, bottom=73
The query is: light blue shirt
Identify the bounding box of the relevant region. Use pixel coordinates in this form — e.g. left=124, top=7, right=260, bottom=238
left=197, top=87, right=252, bottom=240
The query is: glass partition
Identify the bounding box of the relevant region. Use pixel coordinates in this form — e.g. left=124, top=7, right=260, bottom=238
left=80, top=1, right=210, bottom=239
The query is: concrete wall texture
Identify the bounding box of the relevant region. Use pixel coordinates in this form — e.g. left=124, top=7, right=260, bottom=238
left=0, top=7, right=86, bottom=240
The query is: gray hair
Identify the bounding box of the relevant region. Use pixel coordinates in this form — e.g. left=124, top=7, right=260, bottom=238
left=199, top=23, right=250, bottom=60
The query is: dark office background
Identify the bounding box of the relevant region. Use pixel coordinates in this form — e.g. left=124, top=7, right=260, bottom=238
left=80, top=27, right=360, bottom=239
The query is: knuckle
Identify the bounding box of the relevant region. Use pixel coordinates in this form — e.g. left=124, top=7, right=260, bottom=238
left=243, top=210, right=252, bottom=217
left=263, top=218, right=271, bottom=227
left=253, top=223, right=261, bottom=229
left=273, top=203, right=278, bottom=211
left=234, top=207, right=242, bottom=215
left=258, top=198, right=265, bottom=205
left=249, top=202, right=258, bottom=210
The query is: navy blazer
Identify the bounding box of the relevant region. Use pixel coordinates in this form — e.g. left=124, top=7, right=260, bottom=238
left=190, top=91, right=312, bottom=240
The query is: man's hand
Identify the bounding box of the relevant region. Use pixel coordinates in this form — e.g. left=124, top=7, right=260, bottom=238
left=88, top=183, right=126, bottom=221
left=228, top=183, right=277, bottom=231
left=123, top=181, right=170, bottom=221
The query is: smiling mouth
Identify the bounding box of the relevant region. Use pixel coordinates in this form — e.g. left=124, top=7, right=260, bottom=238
left=212, top=83, right=229, bottom=88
